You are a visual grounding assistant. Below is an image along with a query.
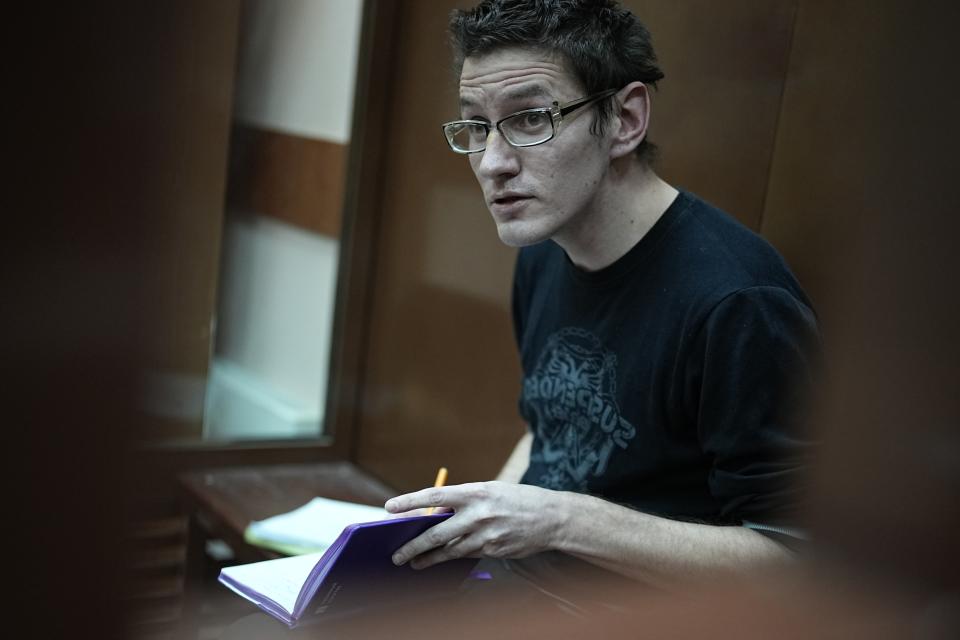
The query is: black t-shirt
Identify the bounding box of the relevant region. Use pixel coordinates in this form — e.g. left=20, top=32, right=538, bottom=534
left=513, top=190, right=819, bottom=530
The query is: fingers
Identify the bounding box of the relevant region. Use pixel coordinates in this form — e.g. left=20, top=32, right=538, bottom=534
left=387, top=506, right=454, bottom=519
left=384, top=488, right=448, bottom=514
left=391, top=512, right=478, bottom=567
left=385, top=482, right=503, bottom=568
left=408, top=535, right=480, bottom=570
left=385, top=507, right=430, bottom=519
left=385, top=482, right=489, bottom=514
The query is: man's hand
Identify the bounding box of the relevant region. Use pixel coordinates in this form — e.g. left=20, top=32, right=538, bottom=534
left=384, top=481, right=564, bottom=570
left=386, top=481, right=792, bottom=587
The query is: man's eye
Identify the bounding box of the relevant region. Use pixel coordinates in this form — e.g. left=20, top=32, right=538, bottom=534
left=467, top=124, right=488, bottom=140
left=517, top=111, right=549, bottom=130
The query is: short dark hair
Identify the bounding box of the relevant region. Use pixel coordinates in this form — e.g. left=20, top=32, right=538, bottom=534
left=449, top=0, right=665, bottom=162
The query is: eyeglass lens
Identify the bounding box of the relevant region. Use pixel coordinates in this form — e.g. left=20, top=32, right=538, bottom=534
left=446, top=122, right=489, bottom=153
left=446, top=109, right=555, bottom=152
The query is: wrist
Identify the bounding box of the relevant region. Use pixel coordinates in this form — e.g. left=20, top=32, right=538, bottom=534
left=542, top=490, right=582, bottom=553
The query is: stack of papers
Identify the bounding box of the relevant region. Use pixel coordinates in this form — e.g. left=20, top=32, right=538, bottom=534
left=244, top=497, right=388, bottom=555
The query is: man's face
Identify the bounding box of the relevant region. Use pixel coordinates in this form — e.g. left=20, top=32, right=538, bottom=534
left=459, top=47, right=612, bottom=248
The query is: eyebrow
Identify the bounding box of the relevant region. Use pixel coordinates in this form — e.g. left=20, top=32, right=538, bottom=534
left=459, top=84, right=552, bottom=111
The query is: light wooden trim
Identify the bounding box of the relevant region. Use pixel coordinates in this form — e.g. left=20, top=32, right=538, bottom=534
left=226, top=124, right=347, bottom=237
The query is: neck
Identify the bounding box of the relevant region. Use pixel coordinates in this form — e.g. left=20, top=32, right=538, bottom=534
left=553, top=159, right=678, bottom=272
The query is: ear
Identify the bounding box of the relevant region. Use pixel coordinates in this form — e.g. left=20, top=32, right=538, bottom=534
left=608, top=81, right=650, bottom=160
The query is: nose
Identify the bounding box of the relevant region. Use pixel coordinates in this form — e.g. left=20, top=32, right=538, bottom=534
left=473, top=129, right=520, bottom=180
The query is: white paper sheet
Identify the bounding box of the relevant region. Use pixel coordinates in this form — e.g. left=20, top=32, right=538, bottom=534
left=246, top=497, right=387, bottom=551
left=220, top=551, right=325, bottom=614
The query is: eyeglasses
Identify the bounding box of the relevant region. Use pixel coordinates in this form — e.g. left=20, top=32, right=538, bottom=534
left=441, top=89, right=617, bottom=154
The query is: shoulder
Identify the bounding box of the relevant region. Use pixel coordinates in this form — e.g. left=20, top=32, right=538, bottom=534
left=669, top=191, right=813, bottom=309
left=705, top=285, right=818, bottom=336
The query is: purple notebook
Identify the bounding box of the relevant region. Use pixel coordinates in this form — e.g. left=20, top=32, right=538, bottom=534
left=219, top=513, right=477, bottom=627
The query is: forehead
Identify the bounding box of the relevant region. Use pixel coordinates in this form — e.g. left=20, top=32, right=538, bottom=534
left=459, top=47, right=581, bottom=109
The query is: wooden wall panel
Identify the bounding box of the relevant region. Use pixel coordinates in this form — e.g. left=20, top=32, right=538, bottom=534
left=759, top=0, right=880, bottom=329
left=353, top=0, right=523, bottom=491
left=351, top=1, right=801, bottom=492
left=7, top=2, right=241, bottom=635
left=623, top=0, right=797, bottom=230
left=133, top=2, right=240, bottom=441
left=776, top=0, right=960, bottom=586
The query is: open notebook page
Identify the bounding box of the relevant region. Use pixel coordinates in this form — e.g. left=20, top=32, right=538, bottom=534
left=219, top=551, right=326, bottom=615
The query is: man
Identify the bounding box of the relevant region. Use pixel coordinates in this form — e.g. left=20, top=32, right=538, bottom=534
left=385, top=0, right=818, bottom=591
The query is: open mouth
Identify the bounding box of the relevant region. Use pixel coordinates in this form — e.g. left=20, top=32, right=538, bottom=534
left=493, top=195, right=530, bottom=206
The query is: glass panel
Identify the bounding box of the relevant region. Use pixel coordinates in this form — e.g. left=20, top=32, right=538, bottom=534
left=202, top=0, right=365, bottom=442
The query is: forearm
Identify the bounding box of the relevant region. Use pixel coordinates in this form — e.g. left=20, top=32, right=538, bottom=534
left=495, top=432, right=532, bottom=483
left=547, top=491, right=792, bottom=588
left=387, top=481, right=791, bottom=588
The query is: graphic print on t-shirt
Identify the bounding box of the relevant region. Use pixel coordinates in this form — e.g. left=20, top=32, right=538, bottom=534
left=522, top=327, right=637, bottom=491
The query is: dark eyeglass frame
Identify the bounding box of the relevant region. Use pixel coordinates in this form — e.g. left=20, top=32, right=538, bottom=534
left=441, top=88, right=618, bottom=154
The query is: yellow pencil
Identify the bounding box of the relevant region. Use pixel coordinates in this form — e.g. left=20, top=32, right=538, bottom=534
left=426, top=467, right=447, bottom=515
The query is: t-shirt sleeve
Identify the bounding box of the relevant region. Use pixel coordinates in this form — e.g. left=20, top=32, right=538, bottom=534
left=689, top=285, right=820, bottom=539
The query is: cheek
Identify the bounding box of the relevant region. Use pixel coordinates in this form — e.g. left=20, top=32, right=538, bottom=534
left=468, top=156, right=482, bottom=177
left=549, top=156, right=593, bottom=194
